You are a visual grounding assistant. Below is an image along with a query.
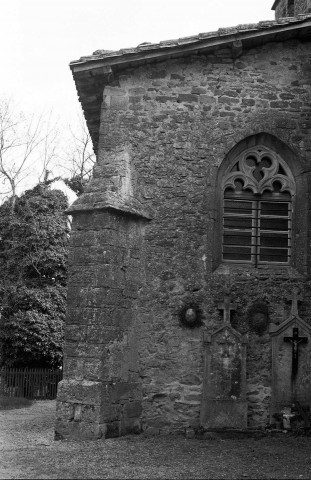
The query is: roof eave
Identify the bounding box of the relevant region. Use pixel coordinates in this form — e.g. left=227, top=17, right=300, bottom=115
left=70, top=18, right=311, bottom=153
left=70, top=18, right=311, bottom=74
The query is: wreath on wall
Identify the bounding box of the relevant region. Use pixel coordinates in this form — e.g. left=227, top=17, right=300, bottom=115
left=179, top=303, right=203, bottom=329
left=247, top=301, right=269, bottom=335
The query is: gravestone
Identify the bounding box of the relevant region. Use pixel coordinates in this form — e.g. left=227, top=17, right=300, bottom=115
left=270, top=289, right=311, bottom=420
left=200, top=296, right=248, bottom=429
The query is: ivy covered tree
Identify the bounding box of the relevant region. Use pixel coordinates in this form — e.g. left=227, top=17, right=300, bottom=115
left=0, top=184, right=69, bottom=368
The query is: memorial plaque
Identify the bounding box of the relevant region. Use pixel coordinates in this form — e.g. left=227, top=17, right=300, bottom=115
left=200, top=296, right=247, bottom=429
left=270, top=289, right=311, bottom=420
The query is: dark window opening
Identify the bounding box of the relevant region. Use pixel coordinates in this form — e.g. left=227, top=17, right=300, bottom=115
left=223, top=190, right=291, bottom=265
left=221, top=149, right=295, bottom=267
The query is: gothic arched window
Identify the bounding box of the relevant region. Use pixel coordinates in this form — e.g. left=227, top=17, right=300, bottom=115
left=222, top=146, right=295, bottom=266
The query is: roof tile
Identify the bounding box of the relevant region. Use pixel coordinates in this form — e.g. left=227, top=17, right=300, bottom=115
left=177, top=37, right=198, bottom=45
left=217, top=27, right=239, bottom=35
left=159, top=39, right=179, bottom=46
left=71, top=15, right=311, bottom=66
left=198, top=31, right=218, bottom=39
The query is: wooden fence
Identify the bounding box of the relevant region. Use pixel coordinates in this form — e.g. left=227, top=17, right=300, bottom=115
left=0, top=368, right=63, bottom=400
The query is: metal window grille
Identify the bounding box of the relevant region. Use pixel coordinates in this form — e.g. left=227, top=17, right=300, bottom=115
left=222, top=190, right=292, bottom=266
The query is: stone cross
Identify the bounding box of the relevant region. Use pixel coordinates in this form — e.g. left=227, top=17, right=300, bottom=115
left=288, top=288, right=302, bottom=317
left=284, top=327, right=308, bottom=378
left=218, top=295, right=236, bottom=325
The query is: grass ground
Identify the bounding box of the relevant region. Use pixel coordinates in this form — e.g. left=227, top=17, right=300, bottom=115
left=0, top=395, right=33, bottom=410
left=1, top=400, right=311, bottom=479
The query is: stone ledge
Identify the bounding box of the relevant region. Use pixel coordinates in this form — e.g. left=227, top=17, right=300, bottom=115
left=67, top=199, right=153, bottom=220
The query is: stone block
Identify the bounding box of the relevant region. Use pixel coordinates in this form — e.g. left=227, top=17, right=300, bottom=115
left=199, top=95, right=216, bottom=104
left=150, top=70, right=167, bottom=79
left=218, top=96, right=240, bottom=104
left=142, top=426, right=160, bottom=436
left=241, top=99, right=256, bottom=106
left=81, top=403, right=100, bottom=423
left=100, top=403, right=121, bottom=423
left=104, top=86, right=127, bottom=96
left=74, top=403, right=82, bottom=421
left=54, top=417, right=102, bottom=440
left=65, top=324, right=88, bottom=343
left=143, top=416, right=171, bottom=429
left=65, top=342, right=102, bottom=359
left=111, top=308, right=133, bottom=329
left=64, top=356, right=102, bottom=381
left=270, top=100, right=289, bottom=109
left=54, top=418, right=70, bottom=440
left=55, top=401, right=74, bottom=421
left=178, top=94, right=199, bottom=103
left=122, top=400, right=142, bottom=418
left=68, top=266, right=97, bottom=286
left=171, top=73, right=185, bottom=80
left=200, top=399, right=248, bottom=429
left=120, top=415, right=142, bottom=435
left=110, top=96, right=129, bottom=110
left=129, top=96, right=142, bottom=105
left=128, top=87, right=146, bottom=95
left=96, top=265, right=126, bottom=288
left=68, top=286, right=130, bottom=309
left=191, top=86, right=207, bottom=94
left=86, top=324, right=118, bottom=344
left=155, top=95, right=176, bottom=103
left=110, top=382, right=141, bottom=402
left=70, top=231, right=97, bottom=247
left=105, top=421, right=121, bottom=438
left=66, top=307, right=108, bottom=325
left=57, top=380, right=102, bottom=405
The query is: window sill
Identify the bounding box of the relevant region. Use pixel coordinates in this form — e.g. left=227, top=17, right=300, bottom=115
left=213, top=262, right=304, bottom=280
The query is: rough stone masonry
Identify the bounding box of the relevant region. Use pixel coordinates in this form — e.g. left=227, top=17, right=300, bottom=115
left=55, top=1, right=311, bottom=439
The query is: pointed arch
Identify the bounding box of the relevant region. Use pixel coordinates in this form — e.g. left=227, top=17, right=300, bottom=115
left=213, top=133, right=307, bottom=273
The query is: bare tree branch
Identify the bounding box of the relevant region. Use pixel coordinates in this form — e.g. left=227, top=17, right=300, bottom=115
left=57, top=112, right=96, bottom=192
left=0, top=99, right=60, bottom=208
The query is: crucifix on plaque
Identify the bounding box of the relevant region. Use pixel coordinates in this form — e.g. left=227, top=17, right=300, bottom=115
left=218, top=296, right=237, bottom=325
left=284, top=327, right=308, bottom=379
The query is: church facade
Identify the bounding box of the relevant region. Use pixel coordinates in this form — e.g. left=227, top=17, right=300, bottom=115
left=55, top=0, right=311, bottom=439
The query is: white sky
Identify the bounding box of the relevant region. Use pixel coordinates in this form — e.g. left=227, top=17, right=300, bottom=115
left=1, top=0, right=275, bottom=126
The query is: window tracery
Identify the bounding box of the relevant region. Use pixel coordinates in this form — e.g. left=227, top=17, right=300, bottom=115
left=222, top=147, right=295, bottom=266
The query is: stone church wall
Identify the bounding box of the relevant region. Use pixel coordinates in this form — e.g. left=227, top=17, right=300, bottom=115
left=56, top=38, right=311, bottom=438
